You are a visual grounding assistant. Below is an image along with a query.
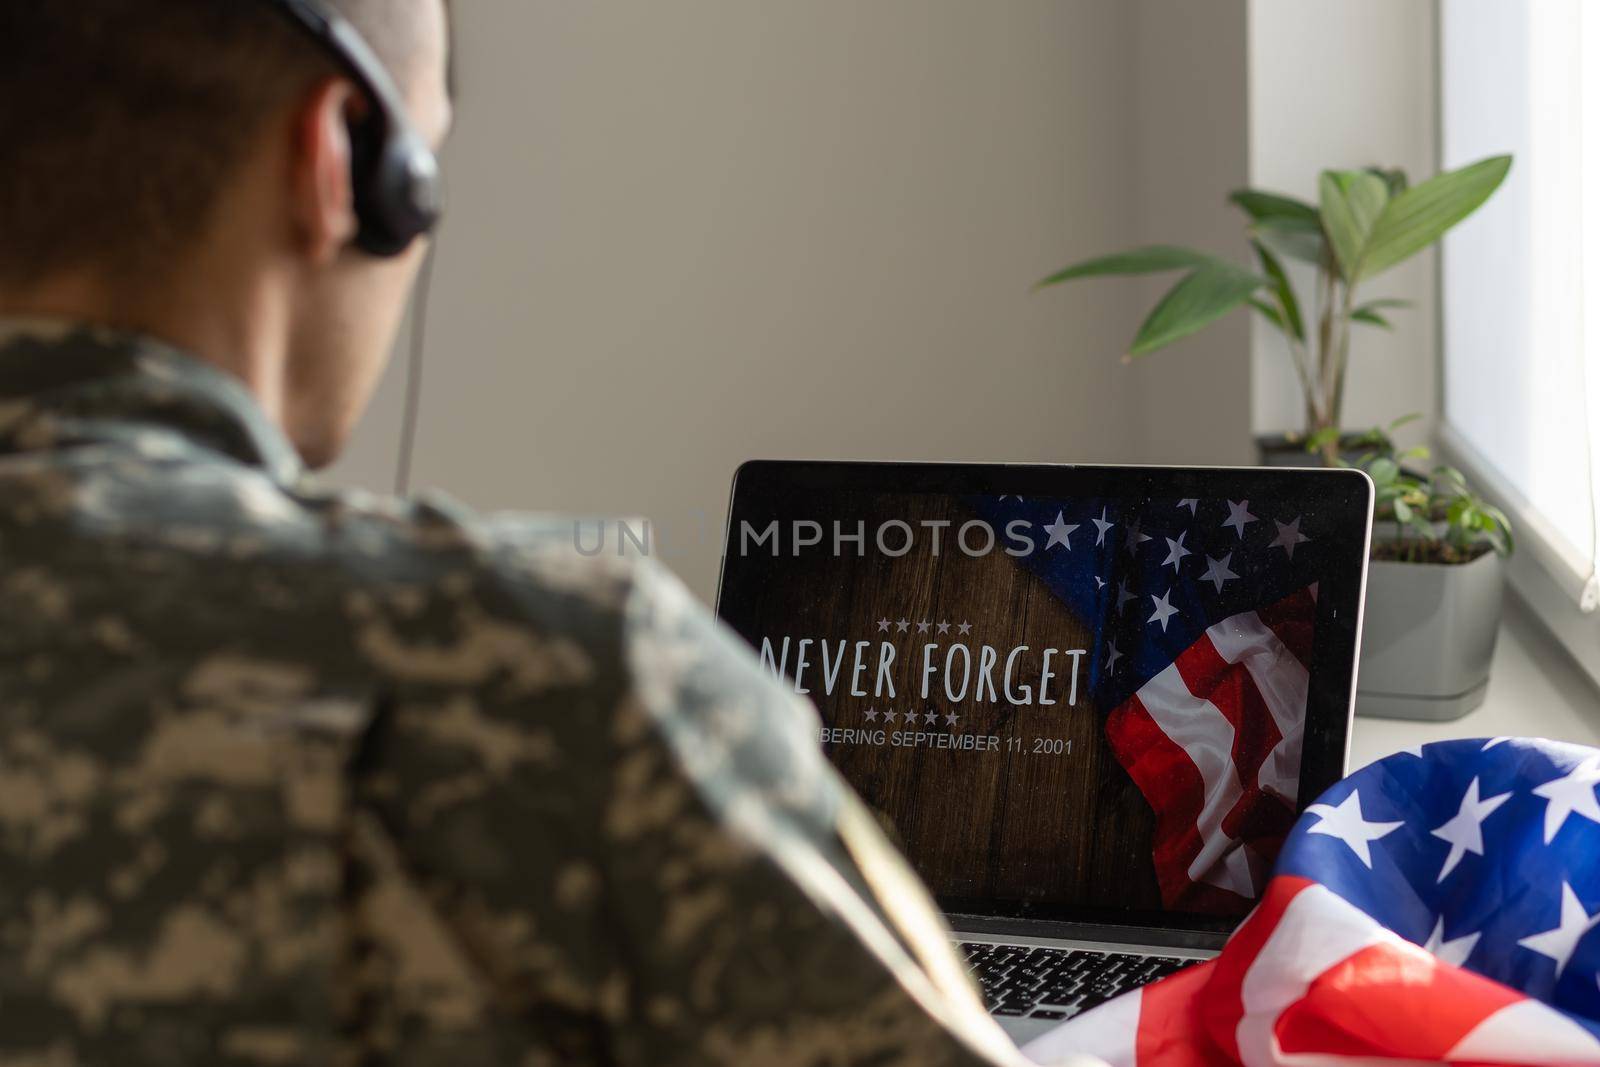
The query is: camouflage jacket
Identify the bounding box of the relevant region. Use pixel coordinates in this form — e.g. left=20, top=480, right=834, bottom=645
left=0, top=322, right=1046, bottom=1067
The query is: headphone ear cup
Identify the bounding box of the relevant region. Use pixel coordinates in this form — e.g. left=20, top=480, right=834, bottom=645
left=350, top=122, right=442, bottom=258
left=261, top=0, right=441, bottom=257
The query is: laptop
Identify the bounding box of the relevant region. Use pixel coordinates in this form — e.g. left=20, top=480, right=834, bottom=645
left=714, top=461, right=1373, bottom=1046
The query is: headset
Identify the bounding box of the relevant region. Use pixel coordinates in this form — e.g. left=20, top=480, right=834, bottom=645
left=259, top=0, right=444, bottom=257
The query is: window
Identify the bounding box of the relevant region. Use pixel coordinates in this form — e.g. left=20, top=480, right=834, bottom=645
left=1440, top=0, right=1600, bottom=673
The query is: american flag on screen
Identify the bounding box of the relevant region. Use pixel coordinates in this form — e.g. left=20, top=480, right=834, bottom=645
left=1104, top=584, right=1313, bottom=910
left=976, top=495, right=1326, bottom=913
left=1023, top=738, right=1600, bottom=1066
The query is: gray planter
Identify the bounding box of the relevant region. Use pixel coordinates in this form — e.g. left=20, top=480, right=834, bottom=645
left=1356, top=550, right=1506, bottom=721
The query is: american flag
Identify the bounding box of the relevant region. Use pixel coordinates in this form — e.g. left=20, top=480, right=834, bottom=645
left=1023, top=737, right=1600, bottom=1066
left=976, top=495, right=1325, bottom=913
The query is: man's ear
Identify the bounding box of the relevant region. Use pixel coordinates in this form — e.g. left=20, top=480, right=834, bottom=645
left=289, top=78, right=363, bottom=265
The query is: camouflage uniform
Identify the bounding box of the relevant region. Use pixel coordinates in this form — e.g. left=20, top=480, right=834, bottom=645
left=0, top=321, right=1058, bottom=1066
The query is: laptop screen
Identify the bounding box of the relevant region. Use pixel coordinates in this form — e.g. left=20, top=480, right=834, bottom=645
left=716, top=462, right=1371, bottom=934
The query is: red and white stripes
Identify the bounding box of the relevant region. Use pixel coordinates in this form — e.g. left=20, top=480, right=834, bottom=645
left=1022, top=876, right=1600, bottom=1066
left=1106, top=587, right=1317, bottom=911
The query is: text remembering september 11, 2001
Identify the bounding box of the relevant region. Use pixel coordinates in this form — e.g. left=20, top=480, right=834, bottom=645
left=818, top=723, right=1074, bottom=756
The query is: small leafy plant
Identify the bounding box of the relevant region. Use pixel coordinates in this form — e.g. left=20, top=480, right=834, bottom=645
left=1036, top=157, right=1512, bottom=464
left=1325, top=416, right=1514, bottom=564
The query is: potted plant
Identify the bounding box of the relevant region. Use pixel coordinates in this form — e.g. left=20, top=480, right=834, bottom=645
left=1036, top=160, right=1519, bottom=720
left=1034, top=156, right=1512, bottom=465
left=1328, top=418, right=1514, bottom=720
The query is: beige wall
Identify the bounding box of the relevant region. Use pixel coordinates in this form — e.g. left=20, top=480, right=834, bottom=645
left=1247, top=0, right=1439, bottom=447
left=330, top=0, right=1253, bottom=602
left=1128, top=0, right=1253, bottom=466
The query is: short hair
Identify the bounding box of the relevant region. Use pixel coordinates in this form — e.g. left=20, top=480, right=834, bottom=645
left=0, top=0, right=429, bottom=287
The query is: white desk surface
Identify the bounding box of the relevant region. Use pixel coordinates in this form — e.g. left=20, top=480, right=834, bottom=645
left=1348, top=594, right=1600, bottom=770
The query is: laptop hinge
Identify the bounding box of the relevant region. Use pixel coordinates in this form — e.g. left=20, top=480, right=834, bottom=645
left=946, top=913, right=1231, bottom=953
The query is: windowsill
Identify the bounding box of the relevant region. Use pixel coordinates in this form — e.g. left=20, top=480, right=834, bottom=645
left=1348, top=591, right=1600, bottom=770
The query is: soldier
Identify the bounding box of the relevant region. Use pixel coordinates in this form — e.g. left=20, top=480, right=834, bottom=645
left=0, top=2, right=1091, bottom=1064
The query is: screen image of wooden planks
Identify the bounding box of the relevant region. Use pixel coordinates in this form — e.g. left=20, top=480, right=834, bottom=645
left=719, top=488, right=1161, bottom=914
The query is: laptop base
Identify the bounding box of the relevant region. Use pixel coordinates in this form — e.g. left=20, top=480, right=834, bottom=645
left=954, top=931, right=1213, bottom=1045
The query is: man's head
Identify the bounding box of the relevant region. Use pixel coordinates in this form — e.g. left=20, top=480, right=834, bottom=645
left=0, top=0, right=453, bottom=467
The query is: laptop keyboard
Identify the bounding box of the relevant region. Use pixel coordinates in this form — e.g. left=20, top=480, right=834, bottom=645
left=960, top=942, right=1194, bottom=1020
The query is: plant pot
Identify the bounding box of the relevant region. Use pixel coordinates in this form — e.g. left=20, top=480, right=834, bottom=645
left=1356, top=550, right=1506, bottom=721
left=1254, top=432, right=1371, bottom=469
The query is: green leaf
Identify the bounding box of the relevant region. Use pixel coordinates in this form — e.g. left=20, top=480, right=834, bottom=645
left=1126, top=262, right=1266, bottom=358
left=1360, top=155, right=1513, bottom=279
left=1350, top=426, right=1391, bottom=449
left=1393, top=498, right=1414, bottom=523
left=1306, top=426, right=1343, bottom=452
left=1035, top=245, right=1213, bottom=290
left=1250, top=216, right=1327, bottom=265
left=1484, top=503, right=1515, bottom=556
left=1251, top=241, right=1305, bottom=341
left=1365, top=166, right=1410, bottom=197
left=1229, top=189, right=1321, bottom=224
left=1248, top=297, right=1285, bottom=331
left=1350, top=298, right=1414, bottom=330
left=1319, top=169, right=1391, bottom=282
left=1368, top=457, right=1400, bottom=486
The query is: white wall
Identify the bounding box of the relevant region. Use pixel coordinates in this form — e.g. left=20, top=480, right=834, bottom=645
left=1247, top=0, right=1438, bottom=446
left=331, top=0, right=1253, bottom=602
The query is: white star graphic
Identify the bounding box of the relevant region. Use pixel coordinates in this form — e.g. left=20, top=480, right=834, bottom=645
left=883, top=710, right=898, bottom=724
left=1124, top=520, right=1152, bottom=556
left=1518, top=882, right=1600, bottom=976
left=1116, top=578, right=1137, bottom=614
left=1223, top=499, right=1258, bottom=539
left=1430, top=777, right=1512, bottom=882
left=1043, top=511, right=1079, bottom=551
left=1105, top=638, right=1123, bottom=672
left=1161, top=531, right=1193, bottom=573
left=877, top=618, right=891, bottom=632
left=936, top=620, right=951, bottom=635
left=1424, top=917, right=1481, bottom=968
left=864, top=708, right=879, bottom=722
left=957, top=621, right=972, bottom=635
left=1092, top=507, right=1115, bottom=546
left=916, top=620, right=932, bottom=634
left=1533, top=757, right=1600, bottom=844
left=924, top=710, right=938, bottom=725
left=1271, top=517, right=1311, bottom=559
left=1305, top=789, right=1402, bottom=867
left=945, top=713, right=959, bottom=727
left=1200, top=553, right=1240, bottom=594
left=1148, top=589, right=1179, bottom=631
left=896, top=619, right=910, bottom=633
left=1177, top=498, right=1199, bottom=514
